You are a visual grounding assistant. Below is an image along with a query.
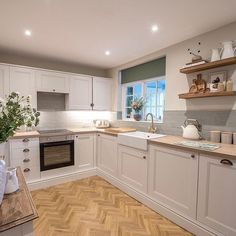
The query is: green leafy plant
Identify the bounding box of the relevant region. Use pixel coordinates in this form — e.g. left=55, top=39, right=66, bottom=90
left=0, top=92, right=40, bottom=143
left=131, top=97, right=146, bottom=112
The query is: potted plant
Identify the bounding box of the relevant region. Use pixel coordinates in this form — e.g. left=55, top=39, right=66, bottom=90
left=131, top=97, right=146, bottom=121
left=0, top=92, right=40, bottom=158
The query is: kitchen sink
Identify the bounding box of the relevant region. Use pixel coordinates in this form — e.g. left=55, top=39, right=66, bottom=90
left=118, top=131, right=166, bottom=150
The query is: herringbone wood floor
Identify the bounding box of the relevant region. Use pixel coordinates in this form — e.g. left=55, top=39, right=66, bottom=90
left=31, top=176, right=193, bottom=236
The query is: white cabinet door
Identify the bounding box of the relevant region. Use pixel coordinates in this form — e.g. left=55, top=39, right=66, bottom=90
left=9, top=66, right=36, bottom=107
left=68, top=75, right=92, bottom=110
left=36, top=70, right=69, bottom=93
left=93, top=77, right=112, bottom=111
left=97, top=134, right=117, bottom=177
left=118, top=145, right=147, bottom=193
left=74, top=134, right=94, bottom=170
left=149, top=145, right=198, bottom=218
left=0, top=64, right=9, bottom=98
left=197, top=155, right=236, bottom=236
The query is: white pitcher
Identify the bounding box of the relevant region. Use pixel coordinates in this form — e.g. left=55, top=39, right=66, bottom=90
left=211, top=48, right=221, bottom=62
left=221, top=41, right=236, bottom=59
left=4, top=168, right=19, bottom=194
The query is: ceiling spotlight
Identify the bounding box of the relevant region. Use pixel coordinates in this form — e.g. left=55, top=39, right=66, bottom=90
left=151, top=25, right=158, bottom=32
left=24, top=30, right=32, bottom=36
left=105, top=50, right=110, bottom=56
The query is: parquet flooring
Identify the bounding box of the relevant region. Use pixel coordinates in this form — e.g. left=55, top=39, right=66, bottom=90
left=31, top=176, right=193, bottom=236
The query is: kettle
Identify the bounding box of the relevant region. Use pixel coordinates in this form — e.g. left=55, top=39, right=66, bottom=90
left=181, top=119, right=201, bottom=140
left=4, top=167, right=19, bottom=194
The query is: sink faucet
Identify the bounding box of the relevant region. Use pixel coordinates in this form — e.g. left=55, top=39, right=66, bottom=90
left=145, top=113, right=157, bottom=133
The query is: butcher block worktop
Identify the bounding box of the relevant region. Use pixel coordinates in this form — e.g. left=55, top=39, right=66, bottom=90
left=149, top=135, right=236, bottom=160
left=0, top=168, right=38, bottom=232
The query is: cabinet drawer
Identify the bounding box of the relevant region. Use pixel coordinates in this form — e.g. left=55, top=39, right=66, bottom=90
left=10, top=138, right=39, bottom=149
left=11, top=147, right=39, bottom=167
left=21, top=166, right=40, bottom=182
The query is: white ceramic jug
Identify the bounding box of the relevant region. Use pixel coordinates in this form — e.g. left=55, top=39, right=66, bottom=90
left=5, top=168, right=19, bottom=194
left=211, top=48, right=221, bottom=62
left=221, top=41, right=236, bottom=59
left=0, top=159, right=6, bottom=204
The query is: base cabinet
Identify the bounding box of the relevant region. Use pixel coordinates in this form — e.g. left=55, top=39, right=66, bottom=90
left=149, top=145, right=198, bottom=219
left=118, top=145, right=147, bottom=193
left=197, top=155, right=236, bottom=236
left=74, top=134, right=94, bottom=170
left=97, top=134, right=117, bottom=177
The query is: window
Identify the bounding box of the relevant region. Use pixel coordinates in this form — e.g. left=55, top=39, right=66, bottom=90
left=122, top=77, right=165, bottom=122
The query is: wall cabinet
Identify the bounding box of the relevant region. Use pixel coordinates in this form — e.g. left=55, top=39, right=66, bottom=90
left=9, top=138, right=40, bottom=182
left=68, top=75, right=92, bottom=110
left=197, top=154, right=236, bottom=236
left=36, top=70, right=69, bottom=93
left=74, top=134, right=94, bottom=170
left=149, top=145, right=198, bottom=218
left=0, top=65, right=9, bottom=98
left=118, top=145, right=148, bottom=193
left=9, top=66, right=37, bottom=107
left=97, top=134, right=117, bottom=177
left=93, top=77, right=112, bottom=110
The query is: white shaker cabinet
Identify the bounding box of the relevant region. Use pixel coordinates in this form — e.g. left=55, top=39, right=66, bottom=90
left=197, top=154, right=236, bottom=236
left=0, top=64, right=9, bottom=98
left=74, top=134, right=94, bottom=170
left=93, top=77, right=112, bottom=110
left=149, top=145, right=198, bottom=218
left=9, top=66, right=37, bottom=107
left=68, top=75, right=92, bottom=110
left=97, top=134, right=117, bottom=177
left=36, top=70, right=69, bottom=93
left=118, top=145, right=148, bottom=193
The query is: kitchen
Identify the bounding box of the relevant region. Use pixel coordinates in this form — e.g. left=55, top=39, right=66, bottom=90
left=0, top=1, right=236, bottom=236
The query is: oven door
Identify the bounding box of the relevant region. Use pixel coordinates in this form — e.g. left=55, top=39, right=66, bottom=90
left=40, top=140, right=74, bottom=171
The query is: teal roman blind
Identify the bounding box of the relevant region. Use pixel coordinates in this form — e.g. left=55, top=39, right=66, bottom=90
left=121, top=57, right=166, bottom=84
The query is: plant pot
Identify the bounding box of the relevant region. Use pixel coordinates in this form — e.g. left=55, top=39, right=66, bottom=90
left=133, top=111, right=142, bottom=121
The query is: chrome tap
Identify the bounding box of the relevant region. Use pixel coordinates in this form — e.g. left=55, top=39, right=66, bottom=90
left=145, top=113, right=157, bottom=133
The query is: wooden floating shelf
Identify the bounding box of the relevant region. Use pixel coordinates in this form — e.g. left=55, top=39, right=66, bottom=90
left=180, top=57, right=236, bottom=74
left=179, top=91, right=236, bottom=99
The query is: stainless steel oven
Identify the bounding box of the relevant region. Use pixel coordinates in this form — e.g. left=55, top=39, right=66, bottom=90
left=39, top=130, right=74, bottom=171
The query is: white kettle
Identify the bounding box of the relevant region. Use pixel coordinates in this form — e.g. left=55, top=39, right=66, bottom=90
left=181, top=119, right=201, bottom=140
left=5, top=168, right=19, bottom=194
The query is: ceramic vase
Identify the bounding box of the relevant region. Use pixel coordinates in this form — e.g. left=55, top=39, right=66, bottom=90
left=133, top=111, right=142, bottom=121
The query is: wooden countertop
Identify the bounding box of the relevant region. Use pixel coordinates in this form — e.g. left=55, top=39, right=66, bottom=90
left=149, top=135, right=236, bottom=160
left=0, top=168, right=38, bottom=232
left=11, top=131, right=40, bottom=139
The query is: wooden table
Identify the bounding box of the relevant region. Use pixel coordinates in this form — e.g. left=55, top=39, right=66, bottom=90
left=0, top=167, right=38, bottom=236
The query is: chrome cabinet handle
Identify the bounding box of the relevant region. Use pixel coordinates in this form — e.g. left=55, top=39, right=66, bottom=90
left=23, top=158, right=30, bottom=163
left=97, top=134, right=100, bottom=137
left=191, top=154, right=195, bottom=158
left=220, top=159, right=233, bottom=166
left=22, top=138, right=29, bottom=142
left=23, top=148, right=30, bottom=153
left=143, top=156, right=146, bottom=159
left=24, top=168, right=30, bottom=172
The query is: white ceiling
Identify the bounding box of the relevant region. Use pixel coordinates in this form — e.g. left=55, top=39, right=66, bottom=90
left=0, top=0, right=236, bottom=69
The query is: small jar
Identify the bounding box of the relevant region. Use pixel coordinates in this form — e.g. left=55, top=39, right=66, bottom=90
left=226, top=80, right=233, bottom=92
left=210, top=131, right=221, bottom=143
left=233, top=132, right=236, bottom=145
left=217, top=82, right=225, bottom=92
left=221, top=132, right=233, bottom=144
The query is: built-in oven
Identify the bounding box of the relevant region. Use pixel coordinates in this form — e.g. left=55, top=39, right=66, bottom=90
left=39, top=134, right=74, bottom=171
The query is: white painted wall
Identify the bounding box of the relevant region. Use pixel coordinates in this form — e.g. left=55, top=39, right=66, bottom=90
left=108, top=21, right=236, bottom=111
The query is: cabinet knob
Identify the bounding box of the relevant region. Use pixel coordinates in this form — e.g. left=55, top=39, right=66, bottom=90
left=143, top=156, right=146, bottom=159
left=220, top=159, right=233, bottom=166
left=24, top=168, right=31, bottom=173
left=53, top=89, right=56, bottom=92
left=23, top=148, right=30, bottom=153
left=90, top=103, right=94, bottom=107
left=97, top=134, right=100, bottom=137
left=191, top=154, right=195, bottom=158
left=22, top=138, right=29, bottom=143
left=23, top=158, right=30, bottom=163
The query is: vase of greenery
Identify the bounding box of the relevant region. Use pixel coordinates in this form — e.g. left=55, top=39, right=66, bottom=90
left=131, top=97, right=146, bottom=121
left=0, top=92, right=40, bottom=159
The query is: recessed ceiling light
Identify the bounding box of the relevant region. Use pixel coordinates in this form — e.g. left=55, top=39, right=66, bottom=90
left=151, top=25, right=158, bottom=32
left=24, top=30, right=32, bottom=36
left=105, top=50, right=110, bottom=56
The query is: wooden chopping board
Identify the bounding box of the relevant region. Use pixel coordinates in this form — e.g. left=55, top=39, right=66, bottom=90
left=104, top=127, right=136, bottom=133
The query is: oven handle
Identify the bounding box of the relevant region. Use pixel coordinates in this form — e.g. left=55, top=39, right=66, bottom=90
left=40, top=140, right=74, bottom=147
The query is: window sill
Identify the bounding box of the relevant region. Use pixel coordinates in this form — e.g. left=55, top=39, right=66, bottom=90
left=117, top=119, right=163, bottom=124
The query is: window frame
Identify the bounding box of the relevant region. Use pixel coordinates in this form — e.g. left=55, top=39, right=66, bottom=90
left=121, top=76, right=165, bottom=122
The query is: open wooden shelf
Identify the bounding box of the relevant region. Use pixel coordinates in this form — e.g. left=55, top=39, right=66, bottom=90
left=180, top=57, right=236, bottom=74
left=179, top=91, right=236, bottom=99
